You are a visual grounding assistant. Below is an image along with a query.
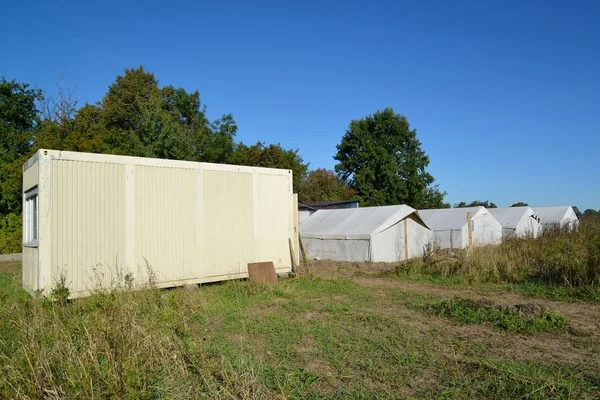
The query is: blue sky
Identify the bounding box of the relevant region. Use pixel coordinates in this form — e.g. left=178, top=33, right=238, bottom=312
left=2, top=0, right=599, bottom=210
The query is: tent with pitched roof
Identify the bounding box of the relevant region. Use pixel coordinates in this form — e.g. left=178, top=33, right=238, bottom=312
left=419, top=207, right=503, bottom=249
left=299, top=205, right=433, bottom=262
left=488, top=207, right=542, bottom=239
left=533, top=206, right=579, bottom=230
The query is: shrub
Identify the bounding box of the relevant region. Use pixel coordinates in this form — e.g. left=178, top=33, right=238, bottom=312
left=530, top=220, right=600, bottom=286
left=0, top=213, right=22, bottom=254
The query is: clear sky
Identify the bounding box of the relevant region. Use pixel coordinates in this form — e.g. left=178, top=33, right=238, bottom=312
left=2, top=0, right=599, bottom=210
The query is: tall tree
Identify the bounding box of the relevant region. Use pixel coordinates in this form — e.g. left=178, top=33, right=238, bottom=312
left=232, top=142, right=308, bottom=196
left=0, top=78, right=43, bottom=214
left=0, top=78, right=42, bottom=253
left=421, top=184, right=451, bottom=209
left=98, top=67, right=238, bottom=162
left=0, top=78, right=42, bottom=163
left=455, top=200, right=498, bottom=208
left=302, top=169, right=356, bottom=203
left=334, top=108, right=446, bottom=208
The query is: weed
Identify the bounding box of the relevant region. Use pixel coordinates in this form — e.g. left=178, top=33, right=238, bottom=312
left=384, top=218, right=600, bottom=300
left=51, top=269, right=70, bottom=304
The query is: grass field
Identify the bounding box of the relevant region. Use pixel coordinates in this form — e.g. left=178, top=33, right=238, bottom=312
left=1, top=257, right=599, bottom=399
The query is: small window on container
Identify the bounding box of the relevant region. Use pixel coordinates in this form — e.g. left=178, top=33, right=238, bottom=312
left=24, top=187, right=38, bottom=247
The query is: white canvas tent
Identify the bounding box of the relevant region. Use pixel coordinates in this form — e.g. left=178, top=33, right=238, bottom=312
left=488, top=207, right=542, bottom=239
left=299, top=205, right=433, bottom=262
left=533, top=206, right=579, bottom=230
left=418, top=207, right=503, bottom=249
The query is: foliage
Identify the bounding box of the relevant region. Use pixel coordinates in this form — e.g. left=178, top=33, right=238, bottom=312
left=455, top=200, right=497, bottom=208
left=0, top=213, right=21, bottom=253
left=510, top=202, right=528, bottom=207
left=0, top=78, right=42, bottom=163
left=0, top=79, right=43, bottom=251
left=0, top=79, right=43, bottom=216
left=334, top=108, right=446, bottom=208
left=301, top=168, right=356, bottom=203
left=232, top=141, right=308, bottom=196
left=420, top=184, right=451, bottom=209
left=51, top=271, right=70, bottom=304
left=582, top=209, right=600, bottom=218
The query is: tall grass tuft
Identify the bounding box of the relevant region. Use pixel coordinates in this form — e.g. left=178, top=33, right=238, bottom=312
left=394, top=218, right=600, bottom=288
left=0, top=272, right=276, bottom=398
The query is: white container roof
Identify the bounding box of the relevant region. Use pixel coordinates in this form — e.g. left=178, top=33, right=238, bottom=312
left=488, top=206, right=536, bottom=228
left=299, top=205, right=424, bottom=240
left=533, top=206, right=574, bottom=224
left=418, top=207, right=486, bottom=230
left=30, top=149, right=290, bottom=176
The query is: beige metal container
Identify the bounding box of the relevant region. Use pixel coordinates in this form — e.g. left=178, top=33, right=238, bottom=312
left=22, top=150, right=296, bottom=298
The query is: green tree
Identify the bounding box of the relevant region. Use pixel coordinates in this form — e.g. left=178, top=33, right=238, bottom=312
left=582, top=209, right=600, bottom=218
left=0, top=78, right=42, bottom=253
left=192, top=114, right=238, bottom=163
left=421, top=184, right=451, bottom=209
left=232, top=142, right=308, bottom=196
left=511, top=202, right=529, bottom=207
left=99, top=66, right=237, bottom=162
left=63, top=104, right=110, bottom=153
left=102, top=66, right=160, bottom=132
left=0, top=78, right=42, bottom=163
left=334, top=108, right=445, bottom=208
left=302, top=168, right=356, bottom=203
left=455, top=200, right=498, bottom=208
left=573, top=206, right=582, bottom=219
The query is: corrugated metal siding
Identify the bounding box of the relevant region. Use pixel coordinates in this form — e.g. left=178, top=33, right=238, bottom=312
left=135, top=166, right=198, bottom=284
left=132, top=167, right=292, bottom=286
left=32, top=150, right=293, bottom=297
left=22, top=247, right=38, bottom=293
left=252, top=173, right=292, bottom=270
left=51, top=160, right=126, bottom=291
left=203, top=170, right=254, bottom=277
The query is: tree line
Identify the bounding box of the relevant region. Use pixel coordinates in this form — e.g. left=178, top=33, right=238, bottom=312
left=0, top=67, right=353, bottom=252
left=1, top=67, right=596, bottom=252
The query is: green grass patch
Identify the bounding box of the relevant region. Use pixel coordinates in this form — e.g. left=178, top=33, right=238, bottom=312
left=0, top=261, right=597, bottom=398
left=438, top=358, right=600, bottom=399
left=414, top=297, right=568, bottom=334
left=386, top=267, right=600, bottom=303
left=506, top=280, right=600, bottom=303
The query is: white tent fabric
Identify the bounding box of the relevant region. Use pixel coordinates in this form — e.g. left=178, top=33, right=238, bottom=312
left=418, top=207, right=503, bottom=249
left=533, top=206, right=579, bottom=230
left=488, top=207, right=542, bottom=238
left=299, top=205, right=433, bottom=262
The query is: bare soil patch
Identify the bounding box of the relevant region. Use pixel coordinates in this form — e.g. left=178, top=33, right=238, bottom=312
left=299, top=260, right=398, bottom=278
left=0, top=260, right=20, bottom=274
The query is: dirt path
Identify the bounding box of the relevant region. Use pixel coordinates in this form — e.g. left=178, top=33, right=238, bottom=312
left=355, top=277, right=600, bottom=338
left=0, top=253, right=21, bottom=262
